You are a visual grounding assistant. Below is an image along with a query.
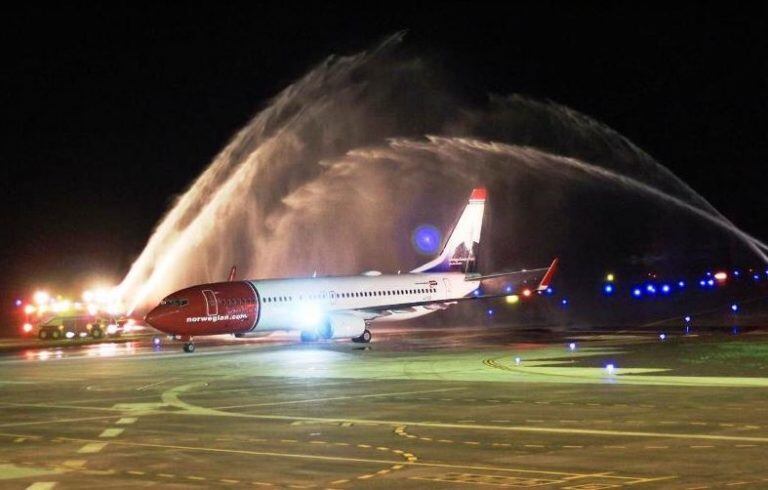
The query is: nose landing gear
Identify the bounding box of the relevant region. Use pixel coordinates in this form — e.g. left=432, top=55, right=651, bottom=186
left=352, top=329, right=372, bottom=344
left=175, top=335, right=196, bottom=353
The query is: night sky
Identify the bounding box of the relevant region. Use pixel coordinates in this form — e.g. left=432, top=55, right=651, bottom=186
left=2, top=3, right=767, bottom=326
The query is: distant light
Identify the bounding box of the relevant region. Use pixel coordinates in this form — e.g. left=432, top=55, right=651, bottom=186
left=699, top=279, right=707, bottom=287
left=24, top=304, right=36, bottom=315
left=522, top=288, right=532, bottom=297
left=603, top=284, right=614, bottom=295
left=505, top=285, right=513, bottom=293
left=678, top=281, right=686, bottom=288
left=153, top=336, right=162, bottom=346
left=15, top=299, right=22, bottom=307
left=561, top=298, right=568, bottom=306
left=606, top=273, right=615, bottom=282
left=731, top=304, right=739, bottom=313
left=33, top=291, right=50, bottom=305
left=632, top=288, right=642, bottom=298
left=22, top=323, right=33, bottom=333
left=505, top=295, right=520, bottom=304
left=473, top=290, right=481, bottom=296
left=515, top=357, right=521, bottom=365
left=411, top=225, right=441, bottom=255
left=645, top=284, right=656, bottom=294
left=568, top=342, right=576, bottom=351
left=714, top=272, right=728, bottom=282
left=659, top=333, right=667, bottom=341
left=707, top=279, right=715, bottom=287
left=753, top=274, right=760, bottom=281
left=487, top=309, right=494, bottom=316
left=661, top=284, right=671, bottom=294
left=605, top=364, right=615, bottom=374
left=733, top=270, right=741, bottom=277
left=684, top=315, right=692, bottom=323
left=705, top=271, right=712, bottom=277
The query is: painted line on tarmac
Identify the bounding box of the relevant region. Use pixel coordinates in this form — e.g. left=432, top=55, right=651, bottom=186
left=5, top=398, right=768, bottom=445
left=10, top=432, right=672, bottom=483
left=77, top=442, right=107, bottom=454
left=25, top=483, right=57, bottom=490
left=0, top=415, right=123, bottom=428
left=213, top=387, right=465, bottom=409
left=98, top=428, right=124, bottom=438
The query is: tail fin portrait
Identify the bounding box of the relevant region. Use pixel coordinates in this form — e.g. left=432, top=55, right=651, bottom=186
left=412, top=187, right=486, bottom=274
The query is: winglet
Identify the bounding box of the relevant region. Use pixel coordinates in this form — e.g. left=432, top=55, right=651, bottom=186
left=470, top=187, right=487, bottom=201
left=536, top=258, right=558, bottom=291
left=228, top=265, right=237, bottom=282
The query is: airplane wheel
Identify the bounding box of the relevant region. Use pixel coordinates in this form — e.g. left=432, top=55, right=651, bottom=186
left=353, top=329, right=372, bottom=343
left=51, top=329, right=62, bottom=340
left=183, top=342, right=195, bottom=353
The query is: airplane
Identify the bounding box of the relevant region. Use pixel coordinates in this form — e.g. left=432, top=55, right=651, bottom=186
left=145, top=188, right=558, bottom=352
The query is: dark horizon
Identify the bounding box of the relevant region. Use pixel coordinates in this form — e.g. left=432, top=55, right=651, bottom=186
left=2, top=3, right=767, bottom=329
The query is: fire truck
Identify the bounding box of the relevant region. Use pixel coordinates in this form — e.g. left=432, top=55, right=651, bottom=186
left=34, top=314, right=120, bottom=340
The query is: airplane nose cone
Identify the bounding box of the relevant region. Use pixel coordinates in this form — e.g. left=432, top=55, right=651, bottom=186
left=145, top=305, right=174, bottom=333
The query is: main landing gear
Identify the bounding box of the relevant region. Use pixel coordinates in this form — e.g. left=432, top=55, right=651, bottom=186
left=352, top=329, right=372, bottom=344
left=183, top=342, right=195, bottom=353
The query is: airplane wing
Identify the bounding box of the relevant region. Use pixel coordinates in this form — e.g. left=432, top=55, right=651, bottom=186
left=346, top=258, right=559, bottom=320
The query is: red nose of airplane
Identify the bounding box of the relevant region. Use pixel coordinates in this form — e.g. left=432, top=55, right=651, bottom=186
left=144, top=281, right=259, bottom=337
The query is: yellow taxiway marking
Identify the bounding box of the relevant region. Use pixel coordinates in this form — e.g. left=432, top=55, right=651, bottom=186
left=77, top=442, right=107, bottom=454
left=116, top=417, right=137, bottom=425
left=98, top=428, right=124, bottom=438
left=62, top=460, right=86, bottom=469
left=214, top=387, right=465, bottom=409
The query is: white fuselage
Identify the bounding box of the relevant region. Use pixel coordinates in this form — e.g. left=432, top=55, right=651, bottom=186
left=250, top=272, right=478, bottom=331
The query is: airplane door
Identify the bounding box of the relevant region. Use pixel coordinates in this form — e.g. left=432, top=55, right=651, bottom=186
left=442, top=278, right=451, bottom=299
left=202, top=290, right=218, bottom=316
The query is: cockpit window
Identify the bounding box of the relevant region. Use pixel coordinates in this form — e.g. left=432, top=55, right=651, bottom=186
left=160, top=298, right=188, bottom=307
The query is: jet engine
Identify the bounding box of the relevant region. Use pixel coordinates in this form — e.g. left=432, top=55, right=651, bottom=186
left=318, top=313, right=366, bottom=340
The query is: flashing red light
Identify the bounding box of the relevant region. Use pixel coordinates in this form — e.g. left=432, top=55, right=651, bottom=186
left=522, top=288, right=532, bottom=297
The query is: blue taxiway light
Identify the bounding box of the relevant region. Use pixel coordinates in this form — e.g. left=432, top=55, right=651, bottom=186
left=707, top=279, right=715, bottom=287
left=568, top=342, right=576, bottom=351
left=659, top=333, right=667, bottom=341
left=561, top=299, right=568, bottom=306
left=603, top=284, right=614, bottom=295
left=545, top=287, right=554, bottom=295
left=684, top=315, right=692, bottom=323
left=678, top=280, right=686, bottom=288
left=632, top=288, right=642, bottom=298
left=661, top=284, right=671, bottom=294
left=731, top=304, right=739, bottom=312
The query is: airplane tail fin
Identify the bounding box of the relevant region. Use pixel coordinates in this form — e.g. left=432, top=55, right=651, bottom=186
left=411, top=187, right=486, bottom=274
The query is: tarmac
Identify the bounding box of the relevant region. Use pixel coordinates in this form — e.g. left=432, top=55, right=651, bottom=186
left=1, top=323, right=768, bottom=488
